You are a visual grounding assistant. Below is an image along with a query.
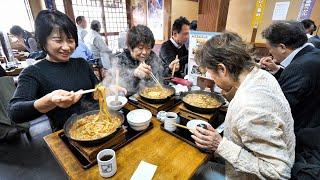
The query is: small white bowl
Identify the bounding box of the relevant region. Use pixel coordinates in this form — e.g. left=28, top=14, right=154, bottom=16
left=187, top=119, right=210, bottom=133
left=106, top=96, right=128, bottom=111
left=127, top=109, right=152, bottom=131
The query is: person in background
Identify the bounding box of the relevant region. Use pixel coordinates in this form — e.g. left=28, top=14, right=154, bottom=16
left=75, top=16, right=88, bottom=43
left=301, top=19, right=320, bottom=48
left=193, top=32, right=295, bottom=179
left=10, top=25, right=38, bottom=53
left=260, top=21, right=320, bottom=178
left=8, top=10, right=113, bottom=131
left=0, top=65, right=5, bottom=77
left=159, top=16, right=190, bottom=78
left=84, top=20, right=112, bottom=69
left=190, top=20, right=197, bottom=31
left=70, top=41, right=93, bottom=62
left=117, top=25, right=163, bottom=95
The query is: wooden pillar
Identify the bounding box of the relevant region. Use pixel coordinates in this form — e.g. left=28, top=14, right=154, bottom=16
left=99, top=0, right=109, bottom=45
left=63, top=0, right=75, bottom=23
left=164, top=0, right=172, bottom=40
left=198, top=0, right=230, bottom=32
left=125, top=0, right=132, bottom=28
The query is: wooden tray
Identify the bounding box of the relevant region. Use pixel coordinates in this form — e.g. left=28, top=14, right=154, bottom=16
left=134, top=96, right=181, bottom=115
left=59, top=108, right=154, bottom=169
left=160, top=112, right=226, bottom=153
left=70, top=128, right=127, bottom=161
left=179, top=104, right=217, bottom=122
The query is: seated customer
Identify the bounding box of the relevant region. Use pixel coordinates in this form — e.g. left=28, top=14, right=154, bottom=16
left=193, top=32, right=295, bottom=179
left=75, top=16, right=88, bottom=43
left=84, top=20, right=112, bottom=69
left=117, top=25, right=163, bottom=95
left=10, top=25, right=38, bottom=53
left=301, top=19, right=320, bottom=48
left=159, top=17, right=190, bottom=78
left=70, top=41, right=93, bottom=61
left=8, top=10, right=101, bottom=131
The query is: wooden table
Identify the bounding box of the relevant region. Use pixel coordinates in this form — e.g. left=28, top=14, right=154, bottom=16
left=44, top=105, right=209, bottom=179
left=1, top=61, right=29, bottom=76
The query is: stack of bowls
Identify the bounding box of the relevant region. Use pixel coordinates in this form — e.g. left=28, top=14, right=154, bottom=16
left=126, top=109, right=152, bottom=131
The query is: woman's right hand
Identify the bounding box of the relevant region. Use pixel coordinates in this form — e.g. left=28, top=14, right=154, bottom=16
left=34, top=89, right=82, bottom=113
left=133, top=63, right=152, bottom=78
left=50, top=90, right=82, bottom=108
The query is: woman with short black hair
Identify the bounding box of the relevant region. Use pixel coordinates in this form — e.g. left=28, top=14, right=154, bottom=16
left=192, top=32, right=295, bottom=179
left=8, top=10, right=99, bottom=131
left=116, top=25, right=163, bottom=95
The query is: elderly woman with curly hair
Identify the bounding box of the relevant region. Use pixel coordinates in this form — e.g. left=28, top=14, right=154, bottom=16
left=116, top=25, right=163, bottom=95
left=192, top=32, right=295, bottom=180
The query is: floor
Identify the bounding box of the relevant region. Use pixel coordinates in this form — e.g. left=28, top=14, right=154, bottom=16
left=0, top=118, right=67, bottom=180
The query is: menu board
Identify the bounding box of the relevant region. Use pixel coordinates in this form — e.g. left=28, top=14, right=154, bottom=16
left=187, top=31, right=220, bottom=84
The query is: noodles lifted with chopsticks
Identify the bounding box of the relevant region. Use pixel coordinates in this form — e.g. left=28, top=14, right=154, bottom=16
left=69, top=84, right=122, bottom=141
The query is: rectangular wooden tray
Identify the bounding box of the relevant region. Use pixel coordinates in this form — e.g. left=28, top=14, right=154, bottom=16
left=59, top=108, right=154, bottom=169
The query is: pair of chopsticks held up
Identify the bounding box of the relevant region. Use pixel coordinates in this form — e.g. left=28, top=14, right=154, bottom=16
left=141, top=61, right=162, bottom=88
left=171, top=55, right=180, bottom=78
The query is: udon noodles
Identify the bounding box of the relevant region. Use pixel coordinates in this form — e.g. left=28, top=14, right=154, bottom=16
left=69, top=84, right=121, bottom=141
left=140, top=85, right=173, bottom=99
left=183, top=93, right=221, bottom=108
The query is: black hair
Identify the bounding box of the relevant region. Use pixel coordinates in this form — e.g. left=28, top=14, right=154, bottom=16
left=35, top=10, right=78, bottom=52
left=90, top=20, right=101, bottom=32
left=190, top=20, right=198, bottom=30
left=76, top=16, right=85, bottom=25
left=196, top=32, right=255, bottom=81
left=262, top=21, right=307, bottom=49
left=301, top=19, right=317, bottom=34
left=10, top=25, right=24, bottom=36
left=126, top=25, right=155, bottom=49
left=172, top=16, right=190, bottom=34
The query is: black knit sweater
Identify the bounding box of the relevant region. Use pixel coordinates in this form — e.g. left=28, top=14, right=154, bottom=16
left=8, top=58, right=99, bottom=131
left=159, top=39, right=188, bottom=78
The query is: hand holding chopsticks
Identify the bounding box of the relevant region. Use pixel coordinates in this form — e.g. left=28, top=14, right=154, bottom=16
left=141, top=61, right=163, bottom=88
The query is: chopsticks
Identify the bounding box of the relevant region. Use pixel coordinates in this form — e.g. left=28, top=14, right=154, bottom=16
left=171, top=63, right=176, bottom=78
left=141, top=61, right=163, bottom=88
left=171, top=55, right=178, bottom=78
left=168, top=122, right=195, bottom=131
left=75, top=89, right=95, bottom=95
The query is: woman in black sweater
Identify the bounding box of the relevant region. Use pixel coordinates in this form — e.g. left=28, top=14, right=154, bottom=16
left=8, top=10, right=99, bottom=131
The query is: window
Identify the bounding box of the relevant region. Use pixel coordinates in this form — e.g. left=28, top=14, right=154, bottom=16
left=0, top=0, right=34, bottom=33
left=56, top=0, right=129, bottom=52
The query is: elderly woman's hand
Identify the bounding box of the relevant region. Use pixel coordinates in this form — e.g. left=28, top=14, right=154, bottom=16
left=134, top=63, right=152, bottom=78
left=191, top=124, right=222, bottom=151
left=108, top=85, right=127, bottom=95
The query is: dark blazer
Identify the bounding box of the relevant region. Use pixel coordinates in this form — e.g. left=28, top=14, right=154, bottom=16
left=275, top=45, right=320, bottom=134
left=159, top=40, right=188, bottom=78
left=309, top=35, right=320, bottom=49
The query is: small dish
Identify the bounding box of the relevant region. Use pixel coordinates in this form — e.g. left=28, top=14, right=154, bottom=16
left=186, top=120, right=210, bottom=133
left=106, top=96, right=128, bottom=111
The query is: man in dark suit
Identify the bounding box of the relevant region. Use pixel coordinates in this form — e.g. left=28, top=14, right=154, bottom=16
left=260, top=21, right=320, bottom=178
left=159, top=17, right=190, bottom=78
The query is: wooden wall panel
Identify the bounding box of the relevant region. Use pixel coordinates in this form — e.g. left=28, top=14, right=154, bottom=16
left=198, top=0, right=230, bottom=32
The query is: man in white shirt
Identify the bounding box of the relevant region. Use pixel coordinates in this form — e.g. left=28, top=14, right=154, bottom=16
left=76, top=16, right=88, bottom=43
